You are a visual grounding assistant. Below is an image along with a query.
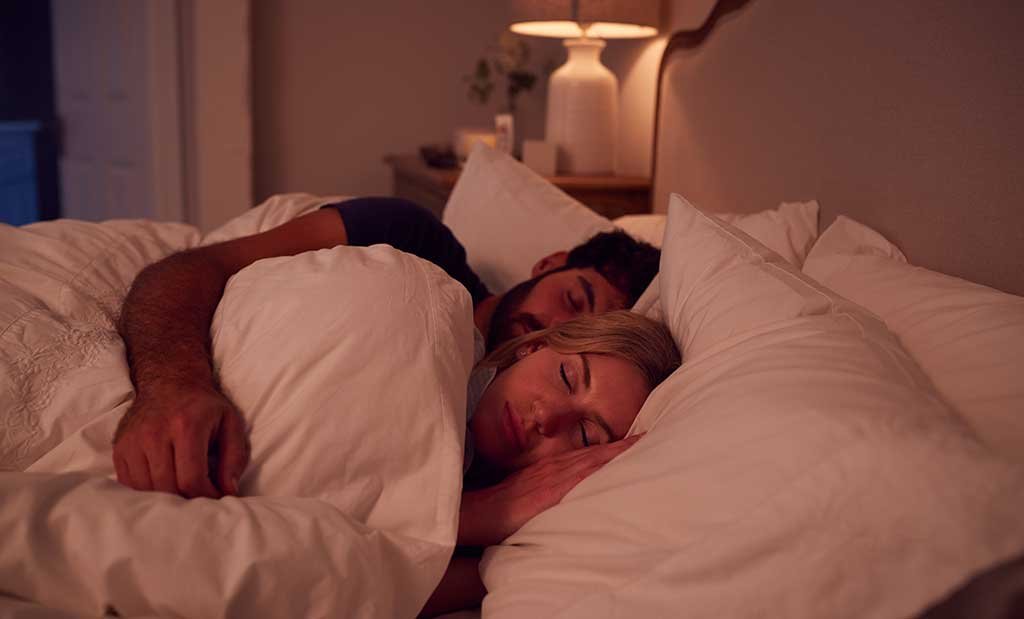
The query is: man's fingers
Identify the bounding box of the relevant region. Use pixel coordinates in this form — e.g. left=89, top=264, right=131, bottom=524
left=122, top=449, right=154, bottom=491
left=147, top=443, right=179, bottom=494
left=173, top=425, right=221, bottom=499
left=113, top=454, right=132, bottom=488
left=214, top=409, right=249, bottom=496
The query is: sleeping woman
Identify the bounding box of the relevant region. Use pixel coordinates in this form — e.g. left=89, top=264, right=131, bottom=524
left=422, top=309, right=680, bottom=616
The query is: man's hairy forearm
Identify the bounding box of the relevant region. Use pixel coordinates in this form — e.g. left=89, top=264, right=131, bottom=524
left=112, top=211, right=342, bottom=493
left=118, top=249, right=230, bottom=393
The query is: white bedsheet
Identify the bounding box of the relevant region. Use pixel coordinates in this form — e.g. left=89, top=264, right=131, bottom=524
left=0, top=202, right=473, bottom=617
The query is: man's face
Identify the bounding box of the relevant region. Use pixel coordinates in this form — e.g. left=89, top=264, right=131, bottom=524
left=487, top=267, right=629, bottom=349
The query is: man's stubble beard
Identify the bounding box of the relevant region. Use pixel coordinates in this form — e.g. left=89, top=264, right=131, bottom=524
left=485, top=275, right=544, bottom=351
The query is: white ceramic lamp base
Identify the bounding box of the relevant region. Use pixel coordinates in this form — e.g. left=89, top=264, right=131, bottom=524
left=545, top=38, right=618, bottom=175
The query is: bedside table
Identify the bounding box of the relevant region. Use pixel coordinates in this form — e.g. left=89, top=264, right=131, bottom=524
left=383, top=154, right=651, bottom=220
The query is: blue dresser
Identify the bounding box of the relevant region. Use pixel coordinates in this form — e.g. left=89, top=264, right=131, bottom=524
left=0, top=121, right=59, bottom=226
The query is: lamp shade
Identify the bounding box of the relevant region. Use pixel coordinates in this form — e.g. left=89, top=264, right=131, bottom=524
left=509, top=0, right=660, bottom=39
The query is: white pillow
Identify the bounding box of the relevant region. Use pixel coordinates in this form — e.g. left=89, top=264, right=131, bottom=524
left=443, top=144, right=614, bottom=293
left=201, top=192, right=350, bottom=245
left=211, top=245, right=473, bottom=515
left=4, top=245, right=475, bottom=617
left=443, top=144, right=820, bottom=293
left=614, top=200, right=819, bottom=266
left=478, top=194, right=1024, bottom=619
left=1, top=218, right=199, bottom=325
left=1, top=218, right=199, bottom=473
left=803, top=215, right=1024, bottom=462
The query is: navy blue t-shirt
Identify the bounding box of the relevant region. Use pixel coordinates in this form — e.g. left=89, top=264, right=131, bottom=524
left=321, top=197, right=491, bottom=307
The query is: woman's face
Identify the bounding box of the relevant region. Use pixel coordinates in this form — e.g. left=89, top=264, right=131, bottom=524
left=470, top=344, right=650, bottom=475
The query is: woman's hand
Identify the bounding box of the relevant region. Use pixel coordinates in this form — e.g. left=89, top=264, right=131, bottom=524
left=458, top=435, right=641, bottom=547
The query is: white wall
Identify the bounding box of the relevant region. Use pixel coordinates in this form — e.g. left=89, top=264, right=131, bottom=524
left=600, top=0, right=716, bottom=177
left=252, top=1, right=551, bottom=201
left=250, top=0, right=716, bottom=202
left=181, top=0, right=252, bottom=231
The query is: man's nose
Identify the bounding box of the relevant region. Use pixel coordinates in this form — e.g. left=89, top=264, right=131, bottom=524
left=545, top=308, right=578, bottom=328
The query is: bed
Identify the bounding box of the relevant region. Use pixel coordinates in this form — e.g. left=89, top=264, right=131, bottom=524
left=2, top=0, right=1023, bottom=617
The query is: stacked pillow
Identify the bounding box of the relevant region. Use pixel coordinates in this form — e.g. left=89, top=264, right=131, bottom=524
left=614, top=200, right=819, bottom=266
left=443, top=144, right=820, bottom=293
left=803, top=215, right=1024, bottom=462
left=478, top=195, right=1024, bottom=619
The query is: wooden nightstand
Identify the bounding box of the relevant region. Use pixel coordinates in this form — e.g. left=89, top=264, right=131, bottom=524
left=383, top=154, right=651, bottom=220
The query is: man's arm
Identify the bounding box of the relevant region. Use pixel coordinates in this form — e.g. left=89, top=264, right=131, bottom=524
left=113, top=209, right=348, bottom=497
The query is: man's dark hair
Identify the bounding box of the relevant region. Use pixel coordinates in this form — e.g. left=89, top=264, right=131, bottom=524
left=565, top=230, right=660, bottom=306
left=484, top=230, right=660, bottom=349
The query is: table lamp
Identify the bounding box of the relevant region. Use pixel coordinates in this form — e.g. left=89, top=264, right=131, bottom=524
left=510, top=0, right=660, bottom=175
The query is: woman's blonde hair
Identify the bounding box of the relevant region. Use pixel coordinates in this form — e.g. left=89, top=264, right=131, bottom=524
left=481, top=310, right=681, bottom=389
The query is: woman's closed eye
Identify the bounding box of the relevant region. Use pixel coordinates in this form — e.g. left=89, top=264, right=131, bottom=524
left=559, top=363, right=573, bottom=393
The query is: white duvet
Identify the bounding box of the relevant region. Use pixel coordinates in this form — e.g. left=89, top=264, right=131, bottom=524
left=5, top=192, right=1023, bottom=619
left=0, top=195, right=474, bottom=617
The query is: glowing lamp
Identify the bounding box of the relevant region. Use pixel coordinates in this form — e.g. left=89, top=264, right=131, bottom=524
left=510, top=0, right=660, bottom=174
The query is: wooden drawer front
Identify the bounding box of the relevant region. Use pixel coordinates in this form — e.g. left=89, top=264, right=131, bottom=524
left=565, top=188, right=651, bottom=220
left=0, top=178, right=40, bottom=225
left=393, top=175, right=449, bottom=219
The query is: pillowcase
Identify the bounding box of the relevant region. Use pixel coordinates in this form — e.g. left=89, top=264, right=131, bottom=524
left=1, top=217, right=200, bottom=326
left=200, top=192, right=349, bottom=245
left=211, top=245, right=473, bottom=516
left=614, top=200, right=819, bottom=266
left=803, top=215, right=1024, bottom=462
left=443, top=144, right=820, bottom=293
left=1, top=218, right=200, bottom=473
left=9, top=245, right=475, bottom=617
left=443, top=144, right=614, bottom=293
left=478, top=194, right=1024, bottom=619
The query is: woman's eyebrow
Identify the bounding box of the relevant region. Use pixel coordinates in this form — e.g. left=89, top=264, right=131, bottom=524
left=577, top=275, right=595, bottom=311
left=579, top=354, right=617, bottom=441
left=579, top=353, right=592, bottom=389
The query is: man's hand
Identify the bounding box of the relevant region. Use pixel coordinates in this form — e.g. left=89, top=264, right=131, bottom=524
left=112, top=385, right=249, bottom=499
left=458, top=435, right=641, bottom=547
left=111, top=209, right=348, bottom=497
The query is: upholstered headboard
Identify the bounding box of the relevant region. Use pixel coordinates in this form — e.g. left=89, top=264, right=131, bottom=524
left=652, top=0, right=1024, bottom=295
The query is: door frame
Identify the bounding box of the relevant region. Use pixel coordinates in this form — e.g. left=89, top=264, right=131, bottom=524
left=51, top=0, right=251, bottom=230
left=149, top=0, right=186, bottom=222
left=178, top=0, right=253, bottom=232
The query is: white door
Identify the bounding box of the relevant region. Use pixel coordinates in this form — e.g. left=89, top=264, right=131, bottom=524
left=51, top=0, right=184, bottom=222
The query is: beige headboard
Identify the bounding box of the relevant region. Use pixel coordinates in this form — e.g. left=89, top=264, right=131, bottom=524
left=652, top=0, right=1024, bottom=295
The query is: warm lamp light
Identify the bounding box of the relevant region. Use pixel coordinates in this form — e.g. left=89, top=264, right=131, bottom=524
left=510, top=21, right=659, bottom=39
left=510, top=0, right=660, bottom=175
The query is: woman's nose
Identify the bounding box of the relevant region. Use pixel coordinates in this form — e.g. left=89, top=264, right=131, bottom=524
left=533, top=399, right=578, bottom=437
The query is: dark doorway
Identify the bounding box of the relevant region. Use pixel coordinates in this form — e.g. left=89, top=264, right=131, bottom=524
left=0, top=0, right=61, bottom=224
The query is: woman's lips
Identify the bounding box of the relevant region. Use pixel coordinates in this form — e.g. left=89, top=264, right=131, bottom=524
left=503, top=402, right=526, bottom=453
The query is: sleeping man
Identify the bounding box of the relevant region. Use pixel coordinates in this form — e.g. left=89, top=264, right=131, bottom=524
left=112, top=197, right=660, bottom=500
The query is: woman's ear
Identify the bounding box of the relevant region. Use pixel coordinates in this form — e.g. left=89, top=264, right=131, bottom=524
left=515, top=341, right=546, bottom=360
left=531, top=251, right=569, bottom=278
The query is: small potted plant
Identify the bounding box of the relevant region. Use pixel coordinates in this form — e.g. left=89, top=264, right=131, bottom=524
left=462, top=32, right=542, bottom=157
